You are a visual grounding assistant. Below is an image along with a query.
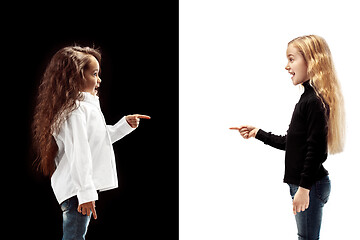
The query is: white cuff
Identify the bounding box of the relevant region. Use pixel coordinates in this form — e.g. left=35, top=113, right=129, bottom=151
left=107, top=116, right=136, bottom=143
left=77, top=188, right=98, bottom=205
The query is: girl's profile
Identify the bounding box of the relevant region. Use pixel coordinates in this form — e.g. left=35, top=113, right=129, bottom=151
left=32, top=46, right=150, bottom=239
left=230, top=35, right=345, bottom=239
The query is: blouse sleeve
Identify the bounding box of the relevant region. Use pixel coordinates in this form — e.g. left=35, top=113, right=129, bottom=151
left=106, top=116, right=135, bottom=144
left=64, top=113, right=98, bottom=205
left=255, top=129, right=287, bottom=151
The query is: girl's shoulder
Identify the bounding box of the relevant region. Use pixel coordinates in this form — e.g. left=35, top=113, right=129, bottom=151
left=73, top=100, right=100, bottom=119
left=299, top=91, right=328, bottom=118
left=296, top=88, right=322, bottom=114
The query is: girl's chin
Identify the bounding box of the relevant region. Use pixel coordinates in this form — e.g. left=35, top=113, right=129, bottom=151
left=292, top=78, right=304, bottom=86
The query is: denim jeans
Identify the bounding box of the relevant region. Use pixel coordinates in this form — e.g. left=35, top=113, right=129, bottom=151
left=288, top=175, right=331, bottom=240
left=60, top=196, right=91, bottom=240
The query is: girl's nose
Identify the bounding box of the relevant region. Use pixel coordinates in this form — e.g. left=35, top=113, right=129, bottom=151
left=285, top=65, right=290, bottom=71
left=97, top=77, right=102, bottom=83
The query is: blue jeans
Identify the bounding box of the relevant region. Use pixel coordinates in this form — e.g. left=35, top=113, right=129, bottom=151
left=288, top=175, right=331, bottom=240
left=60, top=196, right=91, bottom=240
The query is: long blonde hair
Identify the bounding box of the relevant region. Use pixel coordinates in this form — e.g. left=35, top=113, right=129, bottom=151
left=288, top=35, right=345, bottom=154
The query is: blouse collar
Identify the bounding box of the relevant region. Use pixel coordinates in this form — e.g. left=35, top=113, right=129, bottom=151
left=81, top=92, right=101, bottom=109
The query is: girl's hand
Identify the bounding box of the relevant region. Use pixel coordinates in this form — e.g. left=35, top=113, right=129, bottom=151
left=78, top=201, right=97, bottom=220
left=229, top=125, right=259, bottom=139
left=126, top=114, right=151, bottom=128
left=292, top=187, right=310, bottom=215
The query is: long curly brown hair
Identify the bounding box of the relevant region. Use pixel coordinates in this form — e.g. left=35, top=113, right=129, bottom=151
left=32, top=46, right=101, bottom=177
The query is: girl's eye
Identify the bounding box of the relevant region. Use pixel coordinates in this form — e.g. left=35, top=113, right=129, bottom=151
left=93, top=72, right=98, bottom=76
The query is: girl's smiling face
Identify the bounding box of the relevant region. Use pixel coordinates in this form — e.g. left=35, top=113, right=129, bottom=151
left=285, top=44, right=309, bottom=85
left=83, top=55, right=101, bottom=96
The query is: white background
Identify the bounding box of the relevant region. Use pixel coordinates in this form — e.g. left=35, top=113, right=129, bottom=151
left=180, top=0, right=360, bottom=239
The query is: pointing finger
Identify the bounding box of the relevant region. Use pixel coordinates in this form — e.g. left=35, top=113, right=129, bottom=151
left=135, top=114, right=151, bottom=119
left=230, top=126, right=248, bottom=131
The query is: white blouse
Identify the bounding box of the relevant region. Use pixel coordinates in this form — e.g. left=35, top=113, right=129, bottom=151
left=51, top=92, right=135, bottom=205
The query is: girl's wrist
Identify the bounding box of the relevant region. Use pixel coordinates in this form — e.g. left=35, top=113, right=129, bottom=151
left=298, top=187, right=310, bottom=194
left=254, top=128, right=260, bottom=137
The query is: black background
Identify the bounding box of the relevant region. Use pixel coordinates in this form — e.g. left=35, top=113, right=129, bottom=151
left=4, top=1, right=178, bottom=239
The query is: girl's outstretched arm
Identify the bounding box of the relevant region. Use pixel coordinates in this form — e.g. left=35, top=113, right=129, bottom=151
left=230, top=125, right=286, bottom=150
left=106, top=114, right=150, bottom=144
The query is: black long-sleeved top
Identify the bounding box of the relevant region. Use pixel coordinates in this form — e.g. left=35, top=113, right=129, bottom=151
left=255, top=80, right=329, bottom=190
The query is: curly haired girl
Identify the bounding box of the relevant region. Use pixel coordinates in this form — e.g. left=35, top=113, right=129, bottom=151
left=32, top=46, right=150, bottom=239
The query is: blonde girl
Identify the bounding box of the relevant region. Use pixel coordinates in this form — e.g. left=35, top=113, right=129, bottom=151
left=230, top=35, right=345, bottom=240
left=32, top=46, right=150, bottom=239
